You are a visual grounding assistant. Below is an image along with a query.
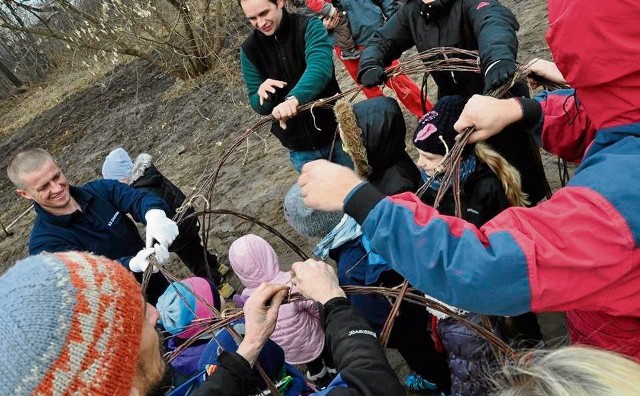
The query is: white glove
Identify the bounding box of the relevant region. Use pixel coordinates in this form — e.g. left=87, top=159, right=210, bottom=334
left=129, top=243, right=170, bottom=273
left=145, top=209, right=179, bottom=248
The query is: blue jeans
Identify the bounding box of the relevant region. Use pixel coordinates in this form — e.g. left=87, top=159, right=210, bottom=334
left=289, top=141, right=354, bottom=173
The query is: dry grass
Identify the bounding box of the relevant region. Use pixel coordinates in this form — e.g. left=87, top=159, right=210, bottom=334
left=0, top=59, right=127, bottom=139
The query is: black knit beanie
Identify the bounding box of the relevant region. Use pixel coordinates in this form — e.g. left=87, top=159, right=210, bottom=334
left=413, top=95, right=473, bottom=157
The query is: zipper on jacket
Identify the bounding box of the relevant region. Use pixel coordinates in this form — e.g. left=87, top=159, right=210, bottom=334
left=437, top=21, right=458, bottom=85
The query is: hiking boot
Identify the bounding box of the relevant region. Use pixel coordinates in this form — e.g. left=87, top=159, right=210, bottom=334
left=216, top=262, right=230, bottom=276
left=404, top=373, right=438, bottom=392
left=340, top=48, right=361, bottom=60
left=218, top=282, right=235, bottom=299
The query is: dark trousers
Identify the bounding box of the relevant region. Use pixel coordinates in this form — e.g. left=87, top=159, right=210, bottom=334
left=500, top=312, right=544, bottom=348
left=378, top=272, right=452, bottom=393
left=388, top=299, right=452, bottom=393
left=173, top=234, right=222, bottom=285
left=306, top=345, right=336, bottom=376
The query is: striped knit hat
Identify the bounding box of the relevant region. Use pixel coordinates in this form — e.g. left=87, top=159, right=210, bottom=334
left=0, top=252, right=144, bottom=395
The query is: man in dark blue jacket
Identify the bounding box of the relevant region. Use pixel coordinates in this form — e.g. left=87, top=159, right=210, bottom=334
left=7, top=148, right=179, bottom=303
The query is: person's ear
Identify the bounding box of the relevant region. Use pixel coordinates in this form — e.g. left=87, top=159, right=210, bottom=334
left=16, top=189, right=33, bottom=201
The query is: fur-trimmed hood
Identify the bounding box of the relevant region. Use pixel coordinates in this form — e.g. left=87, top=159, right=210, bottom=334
left=334, top=97, right=421, bottom=195
left=335, top=97, right=409, bottom=173
left=129, top=153, right=153, bottom=185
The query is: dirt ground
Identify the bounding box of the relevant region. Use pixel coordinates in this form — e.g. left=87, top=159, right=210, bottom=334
left=0, top=0, right=569, bottom=391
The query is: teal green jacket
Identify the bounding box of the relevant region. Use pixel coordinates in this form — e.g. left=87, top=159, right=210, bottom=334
left=239, top=10, right=341, bottom=151
left=240, top=17, right=335, bottom=115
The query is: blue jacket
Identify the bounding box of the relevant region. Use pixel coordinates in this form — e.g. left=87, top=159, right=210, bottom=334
left=337, top=0, right=399, bottom=45
left=29, top=179, right=169, bottom=267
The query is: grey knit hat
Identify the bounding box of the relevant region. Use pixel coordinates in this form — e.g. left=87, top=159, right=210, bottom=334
left=284, top=183, right=343, bottom=238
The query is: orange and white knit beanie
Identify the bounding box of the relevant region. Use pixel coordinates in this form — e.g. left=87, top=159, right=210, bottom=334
left=0, top=252, right=144, bottom=395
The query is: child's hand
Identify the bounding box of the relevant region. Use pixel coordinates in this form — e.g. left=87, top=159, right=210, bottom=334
left=323, top=12, right=340, bottom=30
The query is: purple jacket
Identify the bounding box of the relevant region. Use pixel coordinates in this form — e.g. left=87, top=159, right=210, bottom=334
left=229, top=234, right=325, bottom=364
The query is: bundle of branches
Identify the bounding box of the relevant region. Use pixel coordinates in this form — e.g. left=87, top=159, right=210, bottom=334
left=384, top=47, right=481, bottom=78
left=153, top=277, right=515, bottom=367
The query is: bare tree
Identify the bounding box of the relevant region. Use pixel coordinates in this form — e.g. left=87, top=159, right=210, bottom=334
left=0, top=0, right=247, bottom=79
left=0, top=57, right=24, bottom=88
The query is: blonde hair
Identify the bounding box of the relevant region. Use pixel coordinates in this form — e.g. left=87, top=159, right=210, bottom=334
left=492, top=346, right=640, bottom=396
left=475, top=142, right=529, bottom=207
left=7, top=148, right=56, bottom=188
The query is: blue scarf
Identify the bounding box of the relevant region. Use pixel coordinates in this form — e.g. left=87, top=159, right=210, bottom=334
left=421, top=155, right=477, bottom=191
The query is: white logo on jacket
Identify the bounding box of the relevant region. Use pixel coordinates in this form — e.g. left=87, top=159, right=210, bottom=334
left=108, top=212, right=120, bottom=227
left=348, top=329, right=377, bottom=338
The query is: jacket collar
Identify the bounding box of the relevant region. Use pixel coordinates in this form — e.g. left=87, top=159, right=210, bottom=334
left=256, top=7, right=292, bottom=39
left=34, top=185, right=93, bottom=226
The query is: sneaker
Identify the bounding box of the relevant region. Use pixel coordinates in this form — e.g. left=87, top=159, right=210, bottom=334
left=218, top=282, right=235, bottom=299
left=340, top=48, right=361, bottom=60
left=216, top=262, right=230, bottom=276
left=306, top=367, right=333, bottom=389
left=404, top=373, right=438, bottom=392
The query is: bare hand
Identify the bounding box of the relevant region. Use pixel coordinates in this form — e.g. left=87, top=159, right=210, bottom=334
left=298, top=159, right=363, bottom=211
left=237, top=283, right=289, bottom=366
left=323, top=13, right=340, bottom=30
left=523, top=58, right=566, bottom=88
left=271, top=97, right=299, bottom=129
left=291, top=259, right=345, bottom=304
left=258, top=79, right=287, bottom=106
left=453, top=95, right=523, bottom=144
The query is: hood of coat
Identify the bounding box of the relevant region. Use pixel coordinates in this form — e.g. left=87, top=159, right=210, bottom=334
left=546, top=0, right=640, bottom=129
left=229, top=234, right=290, bottom=292
left=336, top=96, right=408, bottom=176
left=129, top=153, right=160, bottom=186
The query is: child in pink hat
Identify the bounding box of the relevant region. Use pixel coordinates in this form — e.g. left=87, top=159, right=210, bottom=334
left=229, top=234, right=335, bottom=384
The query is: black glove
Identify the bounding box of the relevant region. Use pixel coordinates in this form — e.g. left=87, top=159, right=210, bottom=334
left=358, top=66, right=388, bottom=88
left=483, top=60, right=516, bottom=94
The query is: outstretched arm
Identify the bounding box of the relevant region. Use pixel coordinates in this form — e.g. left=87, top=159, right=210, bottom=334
left=298, top=160, right=638, bottom=318
left=291, top=260, right=405, bottom=395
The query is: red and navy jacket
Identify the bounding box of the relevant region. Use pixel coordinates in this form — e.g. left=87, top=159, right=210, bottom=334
left=342, top=0, right=640, bottom=358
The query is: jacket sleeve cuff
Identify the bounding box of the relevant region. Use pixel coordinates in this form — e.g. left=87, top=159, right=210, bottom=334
left=217, top=350, right=253, bottom=377
left=319, top=296, right=350, bottom=326
left=344, top=182, right=385, bottom=225
left=514, top=97, right=543, bottom=129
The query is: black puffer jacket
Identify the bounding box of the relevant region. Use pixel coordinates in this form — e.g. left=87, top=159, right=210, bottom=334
left=129, top=154, right=198, bottom=251
left=359, top=0, right=519, bottom=97
left=437, top=313, right=501, bottom=396
left=351, top=96, right=422, bottom=195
